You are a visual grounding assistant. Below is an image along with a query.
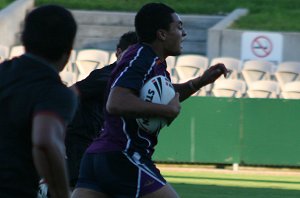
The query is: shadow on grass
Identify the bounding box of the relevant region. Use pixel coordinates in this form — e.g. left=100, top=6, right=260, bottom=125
left=171, top=183, right=300, bottom=198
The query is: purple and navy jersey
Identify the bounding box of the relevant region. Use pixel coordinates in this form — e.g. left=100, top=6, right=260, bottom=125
left=87, top=43, right=171, bottom=159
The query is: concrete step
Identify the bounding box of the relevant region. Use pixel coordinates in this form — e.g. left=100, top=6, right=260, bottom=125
left=72, top=10, right=223, bottom=29
left=72, top=10, right=224, bottom=54
left=75, top=36, right=207, bottom=54
left=72, top=10, right=135, bottom=26
left=76, top=24, right=207, bottom=41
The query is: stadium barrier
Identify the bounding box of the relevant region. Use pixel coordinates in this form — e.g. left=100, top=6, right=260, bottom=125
left=154, top=96, right=300, bottom=167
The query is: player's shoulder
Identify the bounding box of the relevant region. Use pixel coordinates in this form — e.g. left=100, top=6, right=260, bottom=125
left=40, top=82, right=77, bottom=104
left=55, top=84, right=77, bottom=101
left=127, top=44, right=157, bottom=68
left=90, top=63, right=114, bottom=78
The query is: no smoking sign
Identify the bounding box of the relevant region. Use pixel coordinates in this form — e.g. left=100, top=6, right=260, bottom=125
left=251, top=36, right=272, bottom=58
left=242, top=32, right=283, bottom=63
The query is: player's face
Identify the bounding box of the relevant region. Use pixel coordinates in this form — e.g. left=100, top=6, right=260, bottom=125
left=164, top=13, right=186, bottom=57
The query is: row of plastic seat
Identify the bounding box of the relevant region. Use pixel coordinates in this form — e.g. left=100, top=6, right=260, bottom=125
left=0, top=45, right=117, bottom=86
left=167, top=55, right=300, bottom=87
left=58, top=52, right=300, bottom=99
left=167, top=55, right=300, bottom=99
left=1, top=44, right=300, bottom=99
left=208, top=79, right=300, bottom=99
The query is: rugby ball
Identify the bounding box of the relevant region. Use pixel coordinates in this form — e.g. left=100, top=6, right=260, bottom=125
left=136, top=75, right=175, bottom=134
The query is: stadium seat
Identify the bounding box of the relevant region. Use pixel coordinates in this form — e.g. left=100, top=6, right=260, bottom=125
left=109, top=51, right=117, bottom=64
left=212, top=79, right=247, bottom=98
left=208, top=57, right=243, bottom=95
left=166, top=56, right=178, bottom=83
left=75, top=49, right=110, bottom=81
left=274, top=61, right=300, bottom=90
left=60, top=50, right=78, bottom=82
left=175, top=54, right=208, bottom=83
left=241, top=60, right=275, bottom=86
left=247, top=80, right=280, bottom=98
left=281, top=81, right=300, bottom=99
left=174, top=54, right=208, bottom=96
left=9, top=45, right=25, bottom=59
left=210, top=57, right=242, bottom=80
left=61, top=49, right=77, bottom=72
left=59, top=70, right=77, bottom=86
left=0, top=55, right=4, bottom=63
left=0, top=44, right=9, bottom=59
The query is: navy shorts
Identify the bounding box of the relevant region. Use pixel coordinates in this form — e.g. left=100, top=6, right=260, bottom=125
left=76, top=151, right=166, bottom=197
left=65, top=134, right=92, bottom=187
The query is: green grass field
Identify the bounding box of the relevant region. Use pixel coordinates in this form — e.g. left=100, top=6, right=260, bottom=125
left=34, top=0, right=300, bottom=31
left=1, top=0, right=300, bottom=31
left=160, top=166, right=300, bottom=198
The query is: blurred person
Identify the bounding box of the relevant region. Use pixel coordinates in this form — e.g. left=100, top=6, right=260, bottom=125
left=65, top=31, right=138, bottom=188
left=0, top=5, right=77, bottom=198
left=72, top=3, right=227, bottom=198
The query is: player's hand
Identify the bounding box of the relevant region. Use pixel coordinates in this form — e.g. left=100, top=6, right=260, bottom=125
left=165, top=92, right=181, bottom=126
left=199, top=63, right=228, bottom=86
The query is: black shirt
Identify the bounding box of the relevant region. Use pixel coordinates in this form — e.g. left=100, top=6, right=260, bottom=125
left=0, top=54, right=77, bottom=198
left=66, top=63, right=116, bottom=141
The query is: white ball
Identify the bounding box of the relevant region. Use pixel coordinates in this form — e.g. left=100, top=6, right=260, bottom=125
left=136, top=75, right=175, bottom=134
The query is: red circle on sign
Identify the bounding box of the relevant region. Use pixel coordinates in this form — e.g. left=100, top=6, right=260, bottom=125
left=251, top=36, right=273, bottom=58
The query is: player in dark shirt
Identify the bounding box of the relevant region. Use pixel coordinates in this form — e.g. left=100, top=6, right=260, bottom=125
left=65, top=31, right=138, bottom=188
left=0, top=5, right=77, bottom=198
left=72, top=3, right=227, bottom=198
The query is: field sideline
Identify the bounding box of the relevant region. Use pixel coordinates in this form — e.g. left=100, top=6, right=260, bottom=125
left=158, top=164, right=300, bottom=198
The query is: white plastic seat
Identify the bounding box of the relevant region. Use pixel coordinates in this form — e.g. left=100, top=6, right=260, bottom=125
left=241, top=60, right=275, bottom=86
left=174, top=54, right=208, bottom=96
left=0, top=44, right=9, bottom=59
left=281, top=81, right=300, bottom=99
left=9, top=45, right=25, bottom=59
left=75, top=49, right=110, bottom=81
left=166, top=56, right=178, bottom=83
left=247, top=80, right=280, bottom=98
left=61, top=49, right=77, bottom=72
left=59, top=70, right=77, bottom=86
left=210, top=57, right=242, bottom=80
left=212, top=79, right=246, bottom=98
left=61, top=50, right=78, bottom=82
left=0, top=55, right=4, bottom=63
left=109, top=52, right=117, bottom=64
left=175, top=54, right=208, bottom=83
left=274, top=61, right=300, bottom=90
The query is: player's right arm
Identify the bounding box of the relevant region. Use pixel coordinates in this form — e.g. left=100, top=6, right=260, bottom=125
left=32, top=113, right=70, bottom=198
left=173, top=63, right=228, bottom=102
left=106, top=86, right=181, bottom=121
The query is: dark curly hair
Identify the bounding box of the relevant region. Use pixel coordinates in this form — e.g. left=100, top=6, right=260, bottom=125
left=21, top=5, right=77, bottom=61
left=135, top=3, right=175, bottom=43
left=117, top=31, right=138, bottom=51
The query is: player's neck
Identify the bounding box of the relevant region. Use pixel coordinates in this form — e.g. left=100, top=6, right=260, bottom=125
left=144, top=41, right=166, bottom=62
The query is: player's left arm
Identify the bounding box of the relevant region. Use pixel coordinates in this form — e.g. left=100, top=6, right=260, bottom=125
left=173, top=63, right=228, bottom=102
left=32, top=113, right=71, bottom=198
left=32, top=87, right=77, bottom=198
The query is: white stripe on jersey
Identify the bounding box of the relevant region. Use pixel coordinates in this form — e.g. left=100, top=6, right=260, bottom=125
left=111, top=46, right=143, bottom=88
left=123, top=151, right=166, bottom=186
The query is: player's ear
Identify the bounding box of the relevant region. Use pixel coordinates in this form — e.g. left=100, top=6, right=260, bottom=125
left=157, top=29, right=167, bottom=41
left=116, top=47, right=122, bottom=59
